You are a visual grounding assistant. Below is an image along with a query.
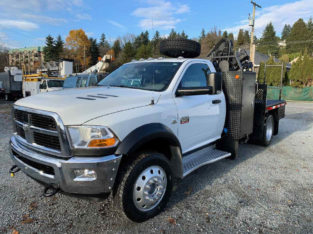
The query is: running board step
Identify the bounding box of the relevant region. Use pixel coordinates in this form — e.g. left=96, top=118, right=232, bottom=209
left=182, top=147, right=231, bottom=177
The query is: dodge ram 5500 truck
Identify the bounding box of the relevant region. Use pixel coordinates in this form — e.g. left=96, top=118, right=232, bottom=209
left=9, top=39, right=286, bottom=222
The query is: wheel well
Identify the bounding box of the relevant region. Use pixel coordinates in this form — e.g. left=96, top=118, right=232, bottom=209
left=113, top=138, right=182, bottom=196
left=119, top=138, right=173, bottom=169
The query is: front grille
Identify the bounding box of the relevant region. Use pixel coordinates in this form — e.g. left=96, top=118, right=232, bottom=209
left=13, top=108, right=65, bottom=154
left=14, top=109, right=28, bottom=123
left=33, top=132, right=61, bottom=151
left=14, top=109, right=57, bottom=131
left=16, top=125, right=25, bottom=139
left=31, top=113, right=56, bottom=130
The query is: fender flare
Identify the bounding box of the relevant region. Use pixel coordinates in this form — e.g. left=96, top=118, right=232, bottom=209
left=115, top=123, right=183, bottom=178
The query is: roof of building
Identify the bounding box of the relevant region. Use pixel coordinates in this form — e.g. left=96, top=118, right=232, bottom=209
left=9, top=46, right=44, bottom=54
left=243, top=49, right=291, bottom=69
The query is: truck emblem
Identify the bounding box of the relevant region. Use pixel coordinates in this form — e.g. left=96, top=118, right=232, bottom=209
left=180, top=116, right=189, bottom=124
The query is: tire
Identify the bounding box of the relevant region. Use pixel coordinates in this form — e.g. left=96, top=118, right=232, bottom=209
left=160, top=38, right=201, bottom=58
left=262, top=115, right=274, bottom=146
left=114, top=152, right=173, bottom=222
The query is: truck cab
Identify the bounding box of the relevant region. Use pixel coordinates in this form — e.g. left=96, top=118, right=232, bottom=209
left=63, top=73, right=100, bottom=89
left=39, top=79, right=64, bottom=93
left=9, top=38, right=285, bottom=222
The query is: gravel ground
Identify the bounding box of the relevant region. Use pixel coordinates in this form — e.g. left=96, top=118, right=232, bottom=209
left=0, top=101, right=313, bottom=233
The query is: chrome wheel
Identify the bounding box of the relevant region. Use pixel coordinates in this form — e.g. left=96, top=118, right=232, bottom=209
left=133, top=165, right=167, bottom=212
left=266, top=116, right=273, bottom=142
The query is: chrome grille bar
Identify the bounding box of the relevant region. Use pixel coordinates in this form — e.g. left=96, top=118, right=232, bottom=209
left=13, top=105, right=71, bottom=158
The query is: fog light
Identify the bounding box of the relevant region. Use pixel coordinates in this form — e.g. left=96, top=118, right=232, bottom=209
left=73, top=169, right=97, bottom=181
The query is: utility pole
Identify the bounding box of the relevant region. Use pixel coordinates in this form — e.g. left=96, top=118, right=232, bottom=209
left=83, top=45, right=86, bottom=71
left=249, top=1, right=261, bottom=70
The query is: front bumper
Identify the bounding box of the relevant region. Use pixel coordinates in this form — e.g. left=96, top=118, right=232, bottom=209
left=10, top=136, right=122, bottom=195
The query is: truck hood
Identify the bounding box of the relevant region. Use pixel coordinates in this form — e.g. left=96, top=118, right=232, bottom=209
left=15, top=86, right=160, bottom=125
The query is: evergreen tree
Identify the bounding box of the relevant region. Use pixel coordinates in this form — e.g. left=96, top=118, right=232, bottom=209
left=55, top=35, right=64, bottom=60
left=257, top=22, right=279, bottom=56
left=258, top=57, right=285, bottom=86
left=228, top=33, right=234, bottom=43
left=168, top=29, right=178, bottom=39
left=99, top=33, right=110, bottom=55
left=134, top=31, right=149, bottom=49
left=43, top=35, right=55, bottom=62
left=236, top=29, right=245, bottom=47
left=180, top=30, right=188, bottom=39
left=200, top=28, right=206, bottom=41
left=281, top=24, right=291, bottom=40
left=121, top=42, right=136, bottom=63
left=222, top=31, right=228, bottom=38
left=151, top=30, right=161, bottom=56
left=112, top=39, right=121, bottom=58
left=244, top=30, right=250, bottom=44
left=286, top=19, right=310, bottom=54
left=289, top=50, right=313, bottom=87
left=89, top=38, right=99, bottom=66
left=136, top=43, right=153, bottom=59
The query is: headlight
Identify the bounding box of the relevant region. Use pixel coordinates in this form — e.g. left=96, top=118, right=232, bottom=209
left=67, top=126, right=118, bottom=149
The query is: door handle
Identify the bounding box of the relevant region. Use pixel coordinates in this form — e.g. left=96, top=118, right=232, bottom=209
left=212, top=99, right=221, bottom=104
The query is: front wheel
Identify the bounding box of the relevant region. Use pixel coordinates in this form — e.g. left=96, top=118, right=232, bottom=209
left=262, top=115, right=274, bottom=146
left=114, top=152, right=173, bottom=222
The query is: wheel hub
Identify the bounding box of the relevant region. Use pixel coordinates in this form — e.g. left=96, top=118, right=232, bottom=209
left=133, top=165, right=167, bottom=212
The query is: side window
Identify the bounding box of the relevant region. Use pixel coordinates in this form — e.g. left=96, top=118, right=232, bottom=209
left=89, top=76, right=97, bottom=86
left=179, top=63, right=210, bottom=88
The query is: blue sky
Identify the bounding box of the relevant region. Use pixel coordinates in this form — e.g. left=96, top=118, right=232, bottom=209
left=0, top=0, right=313, bottom=48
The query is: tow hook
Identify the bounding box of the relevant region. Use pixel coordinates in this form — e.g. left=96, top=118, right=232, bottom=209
left=43, top=186, right=59, bottom=197
left=9, top=165, right=20, bottom=177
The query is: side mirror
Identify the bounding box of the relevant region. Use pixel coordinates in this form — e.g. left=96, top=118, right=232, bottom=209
left=176, top=86, right=213, bottom=97
left=208, top=72, right=222, bottom=94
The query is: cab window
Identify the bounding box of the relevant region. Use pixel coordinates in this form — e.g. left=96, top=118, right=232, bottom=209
left=179, top=63, right=210, bottom=88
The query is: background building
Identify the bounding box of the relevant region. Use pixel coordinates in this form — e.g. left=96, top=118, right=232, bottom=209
left=9, top=47, right=44, bottom=74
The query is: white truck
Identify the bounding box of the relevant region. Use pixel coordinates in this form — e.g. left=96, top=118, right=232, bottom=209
left=9, top=39, right=286, bottom=222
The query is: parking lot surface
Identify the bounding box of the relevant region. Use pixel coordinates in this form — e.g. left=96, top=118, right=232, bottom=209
left=0, top=101, right=313, bottom=233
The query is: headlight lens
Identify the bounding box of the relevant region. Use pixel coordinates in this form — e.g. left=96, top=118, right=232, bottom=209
left=67, top=126, right=118, bottom=149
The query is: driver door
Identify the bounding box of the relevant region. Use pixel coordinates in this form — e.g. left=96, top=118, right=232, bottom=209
left=174, top=63, right=223, bottom=154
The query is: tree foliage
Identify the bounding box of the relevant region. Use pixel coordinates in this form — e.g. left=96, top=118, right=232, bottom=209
left=258, top=56, right=285, bottom=86
left=257, top=22, right=279, bottom=56
left=99, top=33, right=110, bottom=55
left=289, top=51, right=313, bottom=87
left=89, top=38, right=99, bottom=66
left=66, top=29, right=91, bottom=69
left=43, top=35, right=56, bottom=62
left=281, top=24, right=291, bottom=40
left=286, top=19, right=310, bottom=54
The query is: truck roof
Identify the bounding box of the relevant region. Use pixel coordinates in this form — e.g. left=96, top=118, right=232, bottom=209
left=127, top=57, right=210, bottom=64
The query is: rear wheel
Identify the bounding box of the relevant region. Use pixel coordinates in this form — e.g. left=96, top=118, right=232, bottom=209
left=262, top=115, right=274, bottom=146
left=114, top=152, right=173, bottom=222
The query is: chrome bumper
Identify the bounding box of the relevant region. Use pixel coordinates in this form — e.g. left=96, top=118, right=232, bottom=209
left=10, top=136, right=122, bottom=194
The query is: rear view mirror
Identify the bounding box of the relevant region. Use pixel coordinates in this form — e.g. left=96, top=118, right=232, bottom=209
left=208, top=72, right=222, bottom=94
left=176, top=87, right=213, bottom=97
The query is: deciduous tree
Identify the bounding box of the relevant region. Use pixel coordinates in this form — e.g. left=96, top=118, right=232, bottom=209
left=66, top=29, right=91, bottom=70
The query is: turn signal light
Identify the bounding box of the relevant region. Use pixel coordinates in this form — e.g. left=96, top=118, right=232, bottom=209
left=235, top=75, right=240, bottom=79
left=88, top=138, right=117, bottom=147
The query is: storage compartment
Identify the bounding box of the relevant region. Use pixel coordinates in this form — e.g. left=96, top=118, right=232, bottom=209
left=222, top=71, right=256, bottom=140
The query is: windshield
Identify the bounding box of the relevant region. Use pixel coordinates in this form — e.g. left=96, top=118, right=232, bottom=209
left=98, top=62, right=182, bottom=91
left=47, top=80, right=64, bottom=88
left=63, top=76, right=77, bottom=88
